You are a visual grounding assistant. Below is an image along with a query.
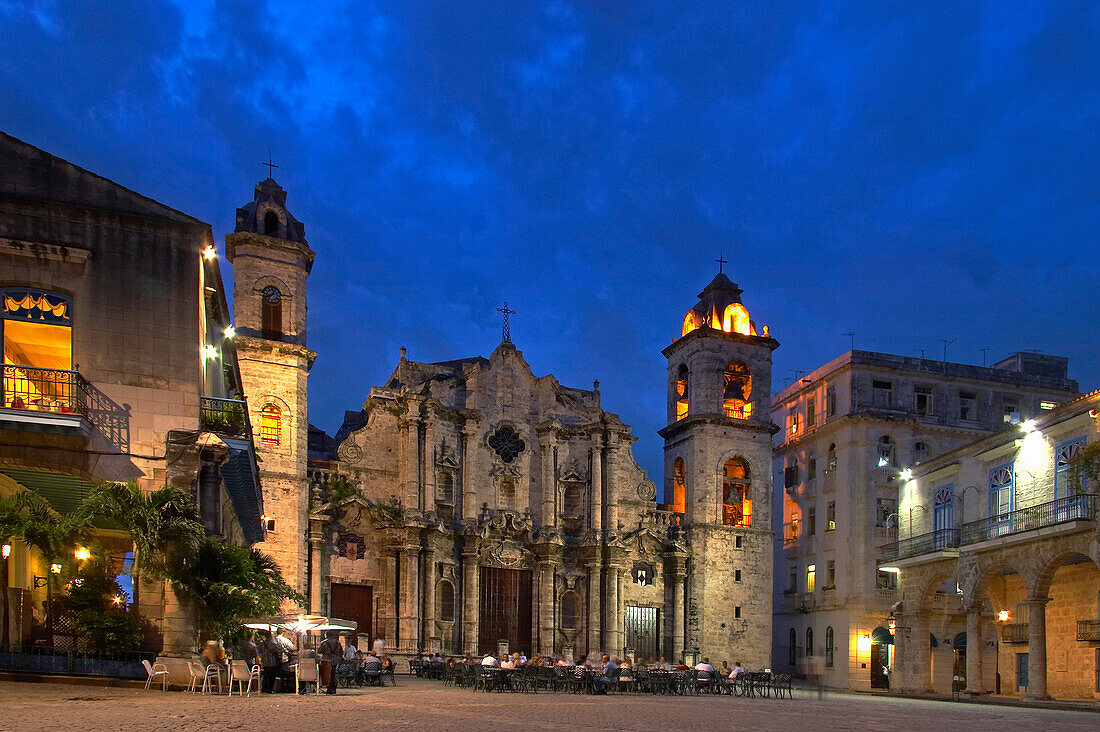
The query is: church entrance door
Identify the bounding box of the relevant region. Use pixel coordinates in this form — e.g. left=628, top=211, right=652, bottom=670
left=330, top=583, right=373, bottom=647
left=478, top=567, right=532, bottom=656
left=625, top=605, right=659, bottom=662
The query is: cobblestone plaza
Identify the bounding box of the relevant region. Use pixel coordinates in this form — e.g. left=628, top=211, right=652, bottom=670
left=0, top=679, right=1095, bottom=731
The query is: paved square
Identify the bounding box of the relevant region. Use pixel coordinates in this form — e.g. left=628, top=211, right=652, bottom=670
left=0, top=679, right=1094, bottom=731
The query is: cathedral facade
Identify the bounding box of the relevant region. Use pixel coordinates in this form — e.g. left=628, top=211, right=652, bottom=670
left=230, top=177, right=777, bottom=666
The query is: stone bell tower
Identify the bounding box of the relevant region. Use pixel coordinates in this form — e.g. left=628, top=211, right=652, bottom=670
left=659, top=271, right=778, bottom=667
left=226, top=174, right=315, bottom=603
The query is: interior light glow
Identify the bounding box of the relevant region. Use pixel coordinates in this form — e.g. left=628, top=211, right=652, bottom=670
left=1, top=544, right=10, bottom=559
left=998, top=610, right=1010, bottom=622
left=1020, top=419, right=1037, bottom=433
left=202, top=344, right=218, bottom=360
left=202, top=246, right=217, bottom=260
left=879, top=566, right=900, bottom=573
left=223, top=325, right=235, bottom=339
left=74, top=546, right=90, bottom=561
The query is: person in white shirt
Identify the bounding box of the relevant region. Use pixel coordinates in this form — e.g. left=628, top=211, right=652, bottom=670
left=695, top=658, right=716, bottom=674
left=500, top=656, right=515, bottom=670
left=343, top=637, right=358, bottom=661
left=731, top=661, right=745, bottom=678
left=481, top=654, right=499, bottom=667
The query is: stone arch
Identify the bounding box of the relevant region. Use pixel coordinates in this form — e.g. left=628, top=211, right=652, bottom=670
left=251, top=274, right=294, bottom=299
left=256, top=202, right=286, bottom=235
left=911, top=567, right=959, bottom=613
left=1032, top=544, right=1098, bottom=600
left=965, top=558, right=1037, bottom=613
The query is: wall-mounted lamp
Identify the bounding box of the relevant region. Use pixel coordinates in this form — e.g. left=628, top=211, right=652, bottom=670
left=888, top=612, right=896, bottom=632
left=1, top=543, right=10, bottom=559
left=202, top=246, right=217, bottom=260
left=899, top=468, right=913, bottom=481
left=997, top=610, right=1010, bottom=622
left=202, top=344, right=219, bottom=360
left=223, top=325, right=235, bottom=339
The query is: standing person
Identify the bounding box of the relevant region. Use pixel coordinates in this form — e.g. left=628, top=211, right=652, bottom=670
left=258, top=630, right=284, bottom=693
left=238, top=632, right=259, bottom=670
left=317, top=631, right=343, bottom=695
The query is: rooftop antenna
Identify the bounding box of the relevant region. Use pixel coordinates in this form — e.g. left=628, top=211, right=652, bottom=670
left=841, top=332, right=855, bottom=351
left=940, top=338, right=956, bottom=362
left=263, top=149, right=279, bottom=178
left=979, top=347, right=989, bottom=367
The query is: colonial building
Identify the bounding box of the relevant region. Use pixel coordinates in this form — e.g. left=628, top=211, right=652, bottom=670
left=888, top=391, right=1100, bottom=701
left=0, top=132, right=263, bottom=656
left=771, top=350, right=1079, bottom=690
left=228, top=186, right=779, bottom=665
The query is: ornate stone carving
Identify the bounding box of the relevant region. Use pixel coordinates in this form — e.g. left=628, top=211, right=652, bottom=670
left=636, top=479, right=657, bottom=500
left=337, top=440, right=363, bottom=463
left=488, top=424, right=525, bottom=463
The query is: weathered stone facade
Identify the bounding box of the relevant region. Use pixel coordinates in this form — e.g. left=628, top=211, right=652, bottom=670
left=891, top=391, right=1100, bottom=700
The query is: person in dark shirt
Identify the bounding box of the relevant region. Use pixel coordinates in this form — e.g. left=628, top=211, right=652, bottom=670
left=317, top=631, right=344, bottom=695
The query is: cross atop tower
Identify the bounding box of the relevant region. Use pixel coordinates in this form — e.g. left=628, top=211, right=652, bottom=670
left=715, top=252, right=728, bottom=274
left=263, top=149, right=279, bottom=178
left=496, top=301, right=516, bottom=343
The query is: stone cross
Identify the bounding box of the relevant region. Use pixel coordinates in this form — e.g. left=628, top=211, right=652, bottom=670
left=715, top=252, right=728, bottom=274
left=496, top=301, right=515, bottom=343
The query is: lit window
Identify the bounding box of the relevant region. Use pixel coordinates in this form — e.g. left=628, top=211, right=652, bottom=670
left=3, top=289, right=74, bottom=412
left=675, top=365, right=689, bottom=420
left=807, top=565, right=816, bottom=593
left=672, top=458, right=686, bottom=513
left=1040, top=401, right=1056, bottom=411
left=826, top=501, right=836, bottom=531
left=722, top=458, right=751, bottom=527
left=877, top=436, right=895, bottom=467
left=260, top=404, right=282, bottom=445
left=721, top=303, right=754, bottom=335
left=723, top=362, right=752, bottom=418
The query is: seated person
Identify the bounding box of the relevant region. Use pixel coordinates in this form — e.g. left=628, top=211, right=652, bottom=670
left=731, top=661, right=745, bottom=678
left=593, top=655, right=617, bottom=694
left=481, top=653, right=499, bottom=667
left=695, top=657, right=715, bottom=674
left=500, top=655, right=516, bottom=670
left=719, top=661, right=732, bottom=678
left=656, top=657, right=672, bottom=671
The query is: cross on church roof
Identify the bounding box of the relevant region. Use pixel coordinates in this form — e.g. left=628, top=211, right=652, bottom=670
left=263, top=149, right=279, bottom=178
left=496, top=301, right=516, bottom=343
left=716, top=252, right=728, bottom=274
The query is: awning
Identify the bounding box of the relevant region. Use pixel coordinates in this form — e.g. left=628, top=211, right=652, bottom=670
left=871, top=626, right=894, bottom=645
left=0, top=468, right=118, bottom=529
left=220, top=437, right=264, bottom=544
left=930, top=632, right=938, bottom=648
left=953, top=632, right=966, bottom=649
left=242, top=614, right=357, bottom=633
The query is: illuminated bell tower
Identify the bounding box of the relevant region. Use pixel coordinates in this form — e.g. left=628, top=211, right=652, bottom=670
left=226, top=175, right=315, bottom=604
left=659, top=271, right=778, bottom=667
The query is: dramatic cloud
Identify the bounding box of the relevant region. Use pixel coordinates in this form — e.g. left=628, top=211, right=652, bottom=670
left=2, top=0, right=1097, bottom=493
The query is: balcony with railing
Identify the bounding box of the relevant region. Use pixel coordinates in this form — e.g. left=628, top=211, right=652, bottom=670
left=1, top=364, right=129, bottom=448
left=199, top=396, right=253, bottom=439
left=878, top=495, right=1098, bottom=566
left=1000, top=623, right=1029, bottom=643
left=959, top=494, right=1097, bottom=546
left=1077, top=620, right=1100, bottom=642
left=878, top=528, right=959, bottom=565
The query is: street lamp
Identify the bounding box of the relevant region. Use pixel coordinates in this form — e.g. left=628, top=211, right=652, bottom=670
left=74, top=546, right=90, bottom=561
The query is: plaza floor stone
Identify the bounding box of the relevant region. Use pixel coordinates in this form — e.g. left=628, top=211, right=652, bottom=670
left=0, top=678, right=1095, bottom=731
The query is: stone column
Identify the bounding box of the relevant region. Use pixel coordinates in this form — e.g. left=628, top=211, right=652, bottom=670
left=462, top=422, right=479, bottom=521
left=398, top=545, right=420, bottom=653
left=609, top=565, right=625, bottom=656
left=421, top=548, right=436, bottom=653
left=1025, top=597, right=1050, bottom=700
left=587, top=563, right=602, bottom=655
left=539, top=435, right=557, bottom=527
left=537, top=558, right=558, bottom=656
left=308, top=524, right=324, bottom=614
left=964, top=607, right=984, bottom=695
left=401, top=414, right=421, bottom=510
left=898, top=611, right=932, bottom=694
left=461, top=547, right=479, bottom=654
left=590, top=437, right=603, bottom=534
left=603, top=562, right=618, bottom=652
left=605, top=434, right=619, bottom=534
left=672, top=572, right=686, bottom=662
left=423, top=419, right=435, bottom=515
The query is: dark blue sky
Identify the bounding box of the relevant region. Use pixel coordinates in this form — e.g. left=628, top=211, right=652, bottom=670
left=2, top=1, right=1098, bottom=491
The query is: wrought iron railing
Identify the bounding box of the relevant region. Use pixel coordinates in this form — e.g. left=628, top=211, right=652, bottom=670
left=1000, top=623, right=1029, bottom=643
left=959, top=494, right=1097, bottom=545
left=1, top=364, right=89, bottom=417
left=1, top=364, right=129, bottom=447
left=1077, top=619, right=1100, bottom=642
left=878, top=528, right=959, bottom=564
left=199, top=396, right=252, bottom=438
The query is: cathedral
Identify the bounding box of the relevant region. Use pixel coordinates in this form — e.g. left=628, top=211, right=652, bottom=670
left=228, top=176, right=777, bottom=667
